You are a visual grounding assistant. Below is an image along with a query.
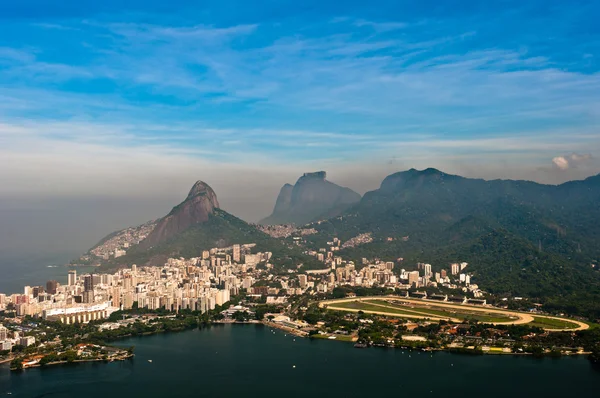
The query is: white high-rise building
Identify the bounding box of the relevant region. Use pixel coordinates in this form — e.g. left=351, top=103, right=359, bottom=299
left=68, top=270, right=77, bottom=286
left=0, top=324, right=8, bottom=340
left=408, top=271, right=420, bottom=286
left=424, top=263, right=432, bottom=277
left=451, top=263, right=460, bottom=275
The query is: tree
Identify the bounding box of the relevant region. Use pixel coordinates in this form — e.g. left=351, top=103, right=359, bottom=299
left=10, top=358, right=23, bottom=370
left=61, top=350, right=78, bottom=363
left=40, top=353, right=59, bottom=366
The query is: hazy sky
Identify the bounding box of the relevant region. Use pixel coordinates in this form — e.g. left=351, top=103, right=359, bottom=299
left=1, top=0, right=599, bottom=255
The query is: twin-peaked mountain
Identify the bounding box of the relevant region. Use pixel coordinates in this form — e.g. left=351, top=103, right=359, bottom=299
left=91, top=180, right=318, bottom=269
left=260, top=171, right=361, bottom=225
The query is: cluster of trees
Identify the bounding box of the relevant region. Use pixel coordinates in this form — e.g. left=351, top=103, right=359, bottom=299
left=38, top=350, right=78, bottom=366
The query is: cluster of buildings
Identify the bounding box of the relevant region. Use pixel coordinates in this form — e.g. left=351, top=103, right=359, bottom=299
left=0, top=232, right=486, bottom=335
left=0, top=244, right=278, bottom=325
left=88, top=221, right=156, bottom=260
left=0, top=324, right=36, bottom=352
left=341, top=233, right=373, bottom=249
left=297, top=236, right=484, bottom=298
left=257, top=224, right=317, bottom=239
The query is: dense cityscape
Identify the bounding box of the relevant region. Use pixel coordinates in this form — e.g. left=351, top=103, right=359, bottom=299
left=3, top=231, right=600, bottom=372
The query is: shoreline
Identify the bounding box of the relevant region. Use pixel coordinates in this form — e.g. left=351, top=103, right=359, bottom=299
left=262, top=320, right=308, bottom=337
left=19, top=354, right=134, bottom=370
left=1, top=321, right=592, bottom=372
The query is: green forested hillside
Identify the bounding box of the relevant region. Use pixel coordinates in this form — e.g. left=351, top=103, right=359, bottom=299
left=308, top=169, right=600, bottom=317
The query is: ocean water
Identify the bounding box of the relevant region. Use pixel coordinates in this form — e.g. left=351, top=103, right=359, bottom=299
left=1, top=324, right=599, bottom=397
left=0, top=251, right=92, bottom=295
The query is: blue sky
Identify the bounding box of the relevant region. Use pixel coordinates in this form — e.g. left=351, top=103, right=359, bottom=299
left=1, top=0, right=599, bottom=212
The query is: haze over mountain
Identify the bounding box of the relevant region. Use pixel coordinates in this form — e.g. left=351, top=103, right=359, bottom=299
left=139, top=181, right=220, bottom=249
left=89, top=179, right=319, bottom=269
left=306, top=168, right=600, bottom=315
left=318, top=168, right=600, bottom=255
left=260, top=171, right=361, bottom=225
left=1, top=0, right=599, bottom=263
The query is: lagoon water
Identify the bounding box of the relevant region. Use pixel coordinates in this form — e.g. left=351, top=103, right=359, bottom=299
left=1, top=324, right=599, bottom=397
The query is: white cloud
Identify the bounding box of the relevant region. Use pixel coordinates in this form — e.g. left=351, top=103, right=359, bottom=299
left=552, top=153, right=593, bottom=170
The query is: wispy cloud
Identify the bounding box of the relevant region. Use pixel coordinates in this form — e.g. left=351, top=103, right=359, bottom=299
left=0, top=2, right=599, bottom=207
left=353, top=19, right=408, bottom=32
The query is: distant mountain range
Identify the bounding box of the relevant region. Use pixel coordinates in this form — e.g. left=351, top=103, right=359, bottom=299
left=320, top=168, right=600, bottom=254
left=308, top=168, right=600, bottom=317
left=260, top=171, right=361, bottom=225
left=83, top=167, right=600, bottom=316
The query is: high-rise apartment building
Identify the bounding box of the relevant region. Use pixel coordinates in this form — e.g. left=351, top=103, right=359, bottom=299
left=46, top=280, right=58, bottom=295
left=84, top=275, right=94, bottom=292
left=451, top=263, right=460, bottom=275
left=68, top=270, right=77, bottom=286
left=424, top=263, right=432, bottom=277
left=408, top=271, right=420, bottom=286
left=233, top=244, right=241, bottom=263
left=298, top=274, right=308, bottom=288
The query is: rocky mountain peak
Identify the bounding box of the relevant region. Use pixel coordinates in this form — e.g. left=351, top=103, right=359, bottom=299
left=186, top=180, right=219, bottom=204
left=300, top=171, right=327, bottom=181
left=139, top=180, right=220, bottom=248
left=260, top=171, right=361, bottom=225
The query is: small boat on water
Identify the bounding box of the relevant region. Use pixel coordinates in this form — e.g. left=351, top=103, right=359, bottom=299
left=148, top=360, right=153, bottom=363
left=354, top=343, right=368, bottom=348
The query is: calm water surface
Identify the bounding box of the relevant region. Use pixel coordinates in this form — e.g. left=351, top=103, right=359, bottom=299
left=0, top=251, right=94, bottom=294
left=1, top=324, right=599, bottom=398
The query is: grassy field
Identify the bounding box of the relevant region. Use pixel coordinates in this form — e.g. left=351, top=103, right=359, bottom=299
left=325, top=298, right=588, bottom=330
left=329, top=301, right=432, bottom=318
left=528, top=316, right=582, bottom=330
left=329, top=300, right=512, bottom=323
left=310, top=334, right=356, bottom=342
left=365, top=300, right=514, bottom=323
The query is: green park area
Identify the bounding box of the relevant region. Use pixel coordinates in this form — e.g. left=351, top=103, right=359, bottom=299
left=310, top=333, right=356, bottom=342
left=329, top=300, right=430, bottom=318
left=365, top=300, right=515, bottom=323
left=328, top=299, right=510, bottom=322
left=324, top=298, right=590, bottom=331
left=528, top=316, right=583, bottom=330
